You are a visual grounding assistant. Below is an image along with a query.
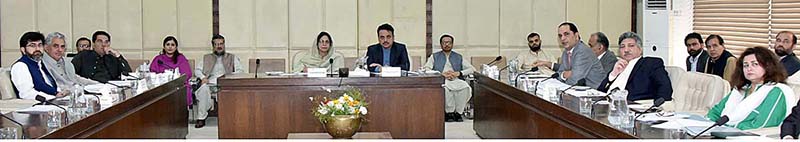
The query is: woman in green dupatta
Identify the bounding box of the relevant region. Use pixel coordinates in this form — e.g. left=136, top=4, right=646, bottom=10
left=291, top=31, right=345, bottom=73
left=707, top=46, right=796, bottom=130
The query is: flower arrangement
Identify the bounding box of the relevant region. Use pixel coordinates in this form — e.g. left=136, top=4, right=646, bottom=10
left=311, top=88, right=369, bottom=123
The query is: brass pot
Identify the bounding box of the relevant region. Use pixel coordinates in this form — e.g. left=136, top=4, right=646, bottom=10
left=323, top=115, right=362, bottom=139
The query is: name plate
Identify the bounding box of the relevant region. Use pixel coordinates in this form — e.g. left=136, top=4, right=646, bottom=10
left=307, top=68, right=328, bottom=77
left=349, top=68, right=370, bottom=77
left=380, top=67, right=402, bottom=77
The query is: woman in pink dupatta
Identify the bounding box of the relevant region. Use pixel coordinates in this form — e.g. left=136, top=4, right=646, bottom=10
left=150, top=36, right=193, bottom=106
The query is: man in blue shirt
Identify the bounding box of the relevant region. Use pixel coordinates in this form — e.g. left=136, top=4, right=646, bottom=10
left=366, top=23, right=410, bottom=72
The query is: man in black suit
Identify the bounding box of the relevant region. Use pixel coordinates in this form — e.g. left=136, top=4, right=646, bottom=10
left=71, top=31, right=132, bottom=83
left=775, top=31, right=800, bottom=76
left=685, top=32, right=710, bottom=73
left=366, top=23, right=410, bottom=72
left=597, top=32, right=672, bottom=101
left=782, top=101, right=800, bottom=139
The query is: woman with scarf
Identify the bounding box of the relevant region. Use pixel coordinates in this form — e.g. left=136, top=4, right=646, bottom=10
left=291, top=31, right=345, bottom=73
left=150, top=36, right=193, bottom=106
left=706, top=46, right=796, bottom=130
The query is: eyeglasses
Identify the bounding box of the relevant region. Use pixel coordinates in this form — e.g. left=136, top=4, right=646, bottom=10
left=26, top=43, right=43, bottom=48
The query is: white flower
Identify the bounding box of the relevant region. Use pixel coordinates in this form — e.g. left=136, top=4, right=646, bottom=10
left=359, top=107, right=368, bottom=115
left=318, top=107, right=329, bottom=114
left=335, top=103, right=344, bottom=110
left=309, top=97, right=314, bottom=101
left=326, top=101, right=334, bottom=106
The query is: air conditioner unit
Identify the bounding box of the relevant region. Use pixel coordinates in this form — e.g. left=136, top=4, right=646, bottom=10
left=642, top=0, right=670, bottom=61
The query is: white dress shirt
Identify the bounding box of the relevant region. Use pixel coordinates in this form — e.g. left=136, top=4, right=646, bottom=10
left=10, top=60, right=59, bottom=100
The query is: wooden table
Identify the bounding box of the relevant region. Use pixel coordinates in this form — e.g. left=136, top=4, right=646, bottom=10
left=472, top=73, right=635, bottom=138
left=0, top=76, right=188, bottom=138
left=287, top=132, right=392, bottom=139
left=218, top=74, right=445, bottom=138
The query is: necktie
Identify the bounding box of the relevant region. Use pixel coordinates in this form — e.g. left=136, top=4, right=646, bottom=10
left=567, top=51, right=573, bottom=67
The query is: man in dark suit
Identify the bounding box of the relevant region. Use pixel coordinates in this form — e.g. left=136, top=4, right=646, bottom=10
left=775, top=31, right=800, bottom=76
left=685, top=32, right=710, bottom=73
left=71, top=31, right=131, bottom=83
left=598, top=32, right=672, bottom=101
left=589, top=32, right=618, bottom=75
left=366, top=23, right=410, bottom=72
left=782, top=101, right=800, bottom=139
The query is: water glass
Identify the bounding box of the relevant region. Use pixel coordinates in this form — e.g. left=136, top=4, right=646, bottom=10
left=579, top=98, right=593, bottom=116
left=669, top=128, right=687, bottom=139
left=85, top=96, right=100, bottom=114
left=0, top=127, right=18, bottom=139
left=620, top=111, right=635, bottom=129
left=46, top=110, right=63, bottom=128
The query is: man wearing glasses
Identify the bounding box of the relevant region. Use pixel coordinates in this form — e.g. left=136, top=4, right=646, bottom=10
left=11, top=31, right=65, bottom=100
left=71, top=31, right=132, bottom=83
left=75, top=37, right=92, bottom=52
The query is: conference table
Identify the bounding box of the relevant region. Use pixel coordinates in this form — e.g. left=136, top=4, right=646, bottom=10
left=472, top=73, right=637, bottom=138
left=217, top=73, right=445, bottom=138
left=0, top=76, right=188, bottom=139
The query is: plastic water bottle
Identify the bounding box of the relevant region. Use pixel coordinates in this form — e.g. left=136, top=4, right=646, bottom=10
left=507, top=59, right=519, bottom=86
left=70, top=84, right=83, bottom=108
left=607, top=90, right=629, bottom=127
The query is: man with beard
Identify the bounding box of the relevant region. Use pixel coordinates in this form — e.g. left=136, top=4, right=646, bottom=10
left=589, top=32, right=618, bottom=75
left=71, top=31, right=132, bottom=83
left=775, top=31, right=800, bottom=76
left=516, top=32, right=557, bottom=74
left=11, top=31, right=66, bottom=100
left=685, top=32, right=710, bottom=72
left=193, top=34, right=244, bottom=128
left=704, top=34, right=737, bottom=81
left=598, top=32, right=672, bottom=101
left=366, top=23, right=410, bottom=72
left=423, top=34, right=475, bottom=122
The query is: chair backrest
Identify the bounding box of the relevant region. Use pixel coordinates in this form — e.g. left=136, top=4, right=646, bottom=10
left=664, top=66, right=685, bottom=91
left=666, top=71, right=731, bottom=112
left=344, top=57, right=359, bottom=70
left=410, top=55, right=421, bottom=71
left=249, top=58, right=286, bottom=73
left=0, top=68, right=16, bottom=100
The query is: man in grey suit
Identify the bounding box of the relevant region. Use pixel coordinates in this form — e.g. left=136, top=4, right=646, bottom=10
left=535, top=22, right=605, bottom=88
left=589, top=32, right=617, bottom=75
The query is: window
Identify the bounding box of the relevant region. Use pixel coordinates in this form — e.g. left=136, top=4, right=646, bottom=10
left=694, top=0, right=800, bottom=56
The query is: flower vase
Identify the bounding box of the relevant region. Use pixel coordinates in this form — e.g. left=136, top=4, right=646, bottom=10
left=323, top=115, right=362, bottom=139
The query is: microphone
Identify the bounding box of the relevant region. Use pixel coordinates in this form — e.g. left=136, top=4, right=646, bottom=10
left=633, top=98, right=666, bottom=120
left=0, top=112, right=26, bottom=138
left=329, top=59, right=334, bottom=77
left=533, top=73, right=561, bottom=95
left=35, top=95, right=68, bottom=119
left=486, top=56, right=502, bottom=66
left=255, top=59, right=261, bottom=78
left=564, top=79, right=587, bottom=91
left=692, top=115, right=730, bottom=139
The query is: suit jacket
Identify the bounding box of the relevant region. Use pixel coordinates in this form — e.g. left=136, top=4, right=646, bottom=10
left=598, top=57, right=673, bottom=101
left=71, top=50, right=132, bottom=83
left=686, top=50, right=710, bottom=73
left=556, top=42, right=605, bottom=89
left=599, top=51, right=618, bottom=75
left=781, top=53, right=800, bottom=76
left=366, top=42, right=410, bottom=72
left=782, top=101, right=800, bottom=139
